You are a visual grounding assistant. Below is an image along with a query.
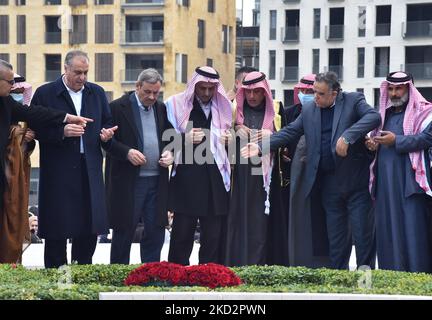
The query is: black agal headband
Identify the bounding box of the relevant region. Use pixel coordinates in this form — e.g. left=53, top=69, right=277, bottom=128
left=242, top=72, right=266, bottom=85
left=195, top=67, right=220, bottom=79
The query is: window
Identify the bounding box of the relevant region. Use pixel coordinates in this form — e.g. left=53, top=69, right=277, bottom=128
left=269, top=10, right=276, bottom=40
left=0, top=16, right=9, bottom=44
left=15, top=0, right=25, bottom=5
left=328, top=7, right=344, bottom=40
left=269, top=50, right=275, bottom=80
left=358, top=6, right=366, bottom=37
left=17, top=53, right=26, bottom=78
left=70, top=0, right=86, bottom=5
left=283, top=50, right=299, bottom=81
left=206, top=58, right=213, bottom=67
left=95, top=0, right=113, bottom=4
left=95, top=53, right=113, bottom=82
left=222, top=25, right=232, bottom=54
left=95, top=15, right=113, bottom=43
left=125, top=54, right=163, bottom=82
left=198, top=19, right=205, bottom=49
left=271, top=90, right=275, bottom=99
left=376, top=5, right=391, bottom=36
left=45, top=54, right=61, bottom=82
left=313, top=8, right=320, bottom=39
left=175, top=53, right=188, bottom=83
left=328, top=48, right=343, bottom=80
left=0, top=53, right=9, bottom=62
left=177, top=0, right=189, bottom=7
left=17, top=15, right=26, bottom=44
left=312, top=49, right=320, bottom=74
left=208, top=0, right=215, bottom=13
left=375, top=47, right=389, bottom=77
left=69, top=15, right=87, bottom=44
left=0, top=0, right=8, bottom=5
left=45, top=16, right=61, bottom=43
left=125, top=15, right=163, bottom=43
left=357, top=48, right=365, bottom=78
left=45, top=0, right=61, bottom=4
left=356, top=88, right=364, bottom=93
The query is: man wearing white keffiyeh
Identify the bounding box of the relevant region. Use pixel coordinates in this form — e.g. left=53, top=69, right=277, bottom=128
left=367, top=71, right=432, bottom=273
left=165, top=66, right=232, bottom=265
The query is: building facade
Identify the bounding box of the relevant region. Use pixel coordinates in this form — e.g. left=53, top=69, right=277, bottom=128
left=260, top=0, right=432, bottom=107
left=0, top=0, right=236, bottom=101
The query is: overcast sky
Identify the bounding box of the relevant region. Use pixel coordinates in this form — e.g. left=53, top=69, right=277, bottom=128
left=236, top=0, right=255, bottom=26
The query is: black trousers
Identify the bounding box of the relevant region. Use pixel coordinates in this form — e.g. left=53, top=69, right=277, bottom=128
left=168, top=213, right=225, bottom=265
left=44, top=235, right=97, bottom=268
left=44, top=155, right=97, bottom=268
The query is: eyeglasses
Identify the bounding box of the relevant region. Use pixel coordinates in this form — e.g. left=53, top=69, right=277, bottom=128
left=0, top=78, right=15, bottom=86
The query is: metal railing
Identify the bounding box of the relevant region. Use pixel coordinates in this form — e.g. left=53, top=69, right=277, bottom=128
left=374, top=65, right=389, bottom=78
left=45, top=70, right=61, bottom=82
left=280, top=66, right=299, bottom=82
left=327, top=65, right=343, bottom=80
left=123, top=68, right=163, bottom=82
left=45, top=32, right=61, bottom=44
left=281, top=26, right=299, bottom=42
left=404, top=63, right=432, bottom=79
left=376, top=23, right=391, bottom=36
left=123, top=30, right=163, bottom=43
left=404, top=20, right=432, bottom=37
left=326, top=25, right=344, bottom=40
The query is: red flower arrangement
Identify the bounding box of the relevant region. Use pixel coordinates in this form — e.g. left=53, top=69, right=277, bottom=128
left=124, top=261, right=242, bottom=289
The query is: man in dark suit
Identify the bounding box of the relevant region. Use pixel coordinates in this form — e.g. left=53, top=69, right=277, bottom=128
left=31, top=50, right=117, bottom=268
left=106, top=68, right=173, bottom=264
left=242, top=72, right=380, bottom=270
left=0, top=59, right=93, bottom=263
left=165, top=66, right=233, bottom=265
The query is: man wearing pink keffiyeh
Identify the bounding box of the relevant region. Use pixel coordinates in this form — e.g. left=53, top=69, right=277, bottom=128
left=165, top=66, right=233, bottom=265
left=366, top=71, right=432, bottom=273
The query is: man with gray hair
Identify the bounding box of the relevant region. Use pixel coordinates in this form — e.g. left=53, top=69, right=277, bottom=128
left=0, top=58, right=93, bottom=263
left=242, top=71, right=381, bottom=270
left=106, top=68, right=173, bottom=264
left=31, top=50, right=117, bottom=268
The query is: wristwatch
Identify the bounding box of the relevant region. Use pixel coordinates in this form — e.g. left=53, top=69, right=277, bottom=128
left=342, top=136, right=350, bottom=145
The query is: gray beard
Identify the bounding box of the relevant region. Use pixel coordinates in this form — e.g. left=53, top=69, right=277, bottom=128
left=391, top=92, right=409, bottom=107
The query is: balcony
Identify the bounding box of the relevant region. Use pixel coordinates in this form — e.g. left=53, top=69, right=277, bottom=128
left=69, top=32, right=87, bottom=45
left=327, top=65, right=343, bottom=80
left=281, top=26, right=299, bottom=42
left=121, top=30, right=164, bottom=46
left=404, top=20, right=432, bottom=38
left=280, top=66, right=299, bottom=82
left=376, top=23, right=391, bottom=36
left=122, top=0, right=164, bottom=8
left=326, top=25, right=344, bottom=40
left=122, top=68, right=164, bottom=83
left=374, top=65, right=389, bottom=78
left=404, top=63, right=432, bottom=80
left=45, top=32, right=61, bottom=44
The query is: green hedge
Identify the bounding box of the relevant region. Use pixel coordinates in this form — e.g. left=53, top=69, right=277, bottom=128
left=1, top=263, right=432, bottom=299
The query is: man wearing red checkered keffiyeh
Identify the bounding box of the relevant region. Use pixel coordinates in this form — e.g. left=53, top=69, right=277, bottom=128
left=367, top=71, right=432, bottom=273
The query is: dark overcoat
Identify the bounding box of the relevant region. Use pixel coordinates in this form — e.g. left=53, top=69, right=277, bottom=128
left=105, top=93, right=171, bottom=230
left=31, top=77, right=112, bottom=239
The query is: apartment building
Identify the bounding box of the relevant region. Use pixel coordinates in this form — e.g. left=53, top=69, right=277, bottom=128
left=0, top=0, right=236, bottom=101
left=260, top=0, right=432, bottom=107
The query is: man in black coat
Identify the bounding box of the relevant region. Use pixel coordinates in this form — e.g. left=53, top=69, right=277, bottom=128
left=31, top=50, right=117, bottom=268
left=106, top=68, right=173, bottom=264
left=165, top=66, right=233, bottom=265
left=0, top=59, right=93, bottom=263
